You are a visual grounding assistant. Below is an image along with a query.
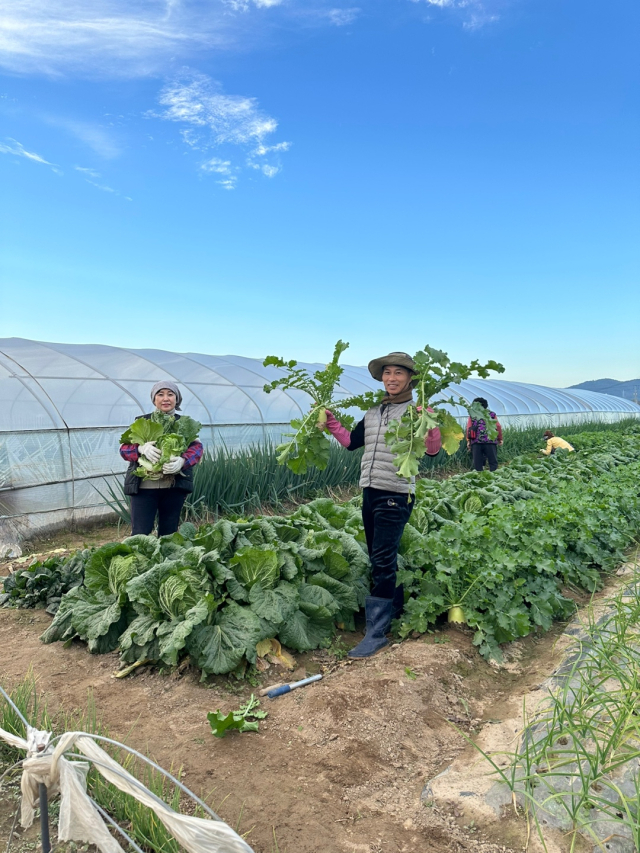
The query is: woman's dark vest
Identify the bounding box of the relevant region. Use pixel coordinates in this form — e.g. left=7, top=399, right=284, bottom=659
left=123, top=413, right=195, bottom=496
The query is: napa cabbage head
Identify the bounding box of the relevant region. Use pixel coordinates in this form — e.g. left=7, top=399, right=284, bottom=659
left=132, top=432, right=188, bottom=478
left=85, top=543, right=135, bottom=595
left=158, top=568, right=211, bottom=619
left=157, top=433, right=188, bottom=462
left=123, top=413, right=202, bottom=479
left=108, top=554, right=147, bottom=601
left=149, top=411, right=201, bottom=446
left=229, top=547, right=280, bottom=591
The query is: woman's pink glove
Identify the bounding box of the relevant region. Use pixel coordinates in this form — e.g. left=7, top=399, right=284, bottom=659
left=324, top=410, right=351, bottom=449
left=418, top=406, right=442, bottom=456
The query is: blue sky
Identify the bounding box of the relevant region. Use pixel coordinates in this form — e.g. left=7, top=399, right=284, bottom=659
left=0, top=0, right=638, bottom=388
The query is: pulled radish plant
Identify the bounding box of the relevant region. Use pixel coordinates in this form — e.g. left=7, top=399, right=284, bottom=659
left=264, top=340, right=504, bottom=483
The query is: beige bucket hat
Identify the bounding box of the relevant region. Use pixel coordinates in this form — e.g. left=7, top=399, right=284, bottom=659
left=367, top=352, right=417, bottom=382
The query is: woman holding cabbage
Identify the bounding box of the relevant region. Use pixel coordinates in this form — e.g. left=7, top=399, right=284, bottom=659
left=120, top=381, right=203, bottom=536
left=322, top=352, right=442, bottom=658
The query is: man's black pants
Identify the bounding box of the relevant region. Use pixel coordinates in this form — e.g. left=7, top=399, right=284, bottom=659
left=471, top=443, right=498, bottom=472
left=130, top=488, right=187, bottom=536
left=362, top=487, right=413, bottom=611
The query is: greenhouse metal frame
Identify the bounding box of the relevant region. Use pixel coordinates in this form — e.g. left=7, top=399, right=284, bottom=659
left=1, top=337, right=638, bottom=549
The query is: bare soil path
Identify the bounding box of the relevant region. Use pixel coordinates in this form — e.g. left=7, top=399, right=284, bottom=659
left=0, top=602, right=572, bottom=853
left=0, top=526, right=601, bottom=853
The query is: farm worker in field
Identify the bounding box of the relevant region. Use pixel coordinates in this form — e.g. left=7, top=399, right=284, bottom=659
left=321, top=352, right=442, bottom=658
left=540, top=431, right=574, bottom=455
left=465, top=397, right=503, bottom=473
left=120, top=381, right=203, bottom=536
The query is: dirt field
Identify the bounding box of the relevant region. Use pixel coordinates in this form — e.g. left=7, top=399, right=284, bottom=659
left=0, top=527, right=600, bottom=853
left=0, top=617, right=573, bottom=852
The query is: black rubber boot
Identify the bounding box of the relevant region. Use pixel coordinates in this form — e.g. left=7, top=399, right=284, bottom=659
left=348, top=596, right=393, bottom=658
left=392, top=583, right=405, bottom=620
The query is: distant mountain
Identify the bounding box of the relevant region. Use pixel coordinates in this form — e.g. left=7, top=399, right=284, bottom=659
left=568, top=378, right=640, bottom=401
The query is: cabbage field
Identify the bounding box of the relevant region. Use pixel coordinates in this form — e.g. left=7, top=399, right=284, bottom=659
left=3, top=428, right=640, bottom=673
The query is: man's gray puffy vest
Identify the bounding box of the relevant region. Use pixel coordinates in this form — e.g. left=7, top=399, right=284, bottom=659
left=359, top=401, right=414, bottom=494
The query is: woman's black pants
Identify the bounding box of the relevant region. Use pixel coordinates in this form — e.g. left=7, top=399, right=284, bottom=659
left=130, top=488, right=187, bottom=536
left=471, top=443, right=498, bottom=472
left=361, top=487, right=413, bottom=611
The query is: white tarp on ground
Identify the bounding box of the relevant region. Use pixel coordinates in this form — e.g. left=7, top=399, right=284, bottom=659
left=1, top=723, right=254, bottom=853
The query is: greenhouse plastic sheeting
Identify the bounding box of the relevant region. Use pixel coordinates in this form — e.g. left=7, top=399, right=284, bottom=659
left=1, top=337, right=638, bottom=548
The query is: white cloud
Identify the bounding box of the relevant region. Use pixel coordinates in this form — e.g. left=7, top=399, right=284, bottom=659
left=153, top=71, right=289, bottom=187
left=74, top=164, right=127, bottom=195
left=0, top=137, right=57, bottom=167
left=156, top=72, right=278, bottom=146
left=0, top=1, right=362, bottom=77
left=246, top=139, right=289, bottom=177
left=74, top=165, right=101, bottom=178
left=86, top=180, right=116, bottom=192
left=224, top=0, right=283, bottom=10
left=162, top=0, right=183, bottom=20
left=200, top=157, right=238, bottom=188
left=45, top=117, right=121, bottom=158
left=0, top=0, right=232, bottom=76
left=409, top=0, right=500, bottom=28
left=325, top=8, right=360, bottom=26
left=253, top=140, right=291, bottom=156
left=0, top=140, right=129, bottom=192
left=200, top=156, right=232, bottom=174
left=463, top=10, right=499, bottom=29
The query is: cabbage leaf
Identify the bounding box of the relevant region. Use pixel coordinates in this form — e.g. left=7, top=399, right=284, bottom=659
left=277, top=607, right=335, bottom=652
left=119, top=418, right=164, bottom=446
left=248, top=581, right=299, bottom=626
left=187, top=603, right=263, bottom=675
left=84, top=543, right=133, bottom=594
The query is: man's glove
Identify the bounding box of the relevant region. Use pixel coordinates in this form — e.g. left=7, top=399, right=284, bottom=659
left=322, top=410, right=352, bottom=448
left=162, top=456, right=185, bottom=475
left=139, top=441, right=161, bottom=463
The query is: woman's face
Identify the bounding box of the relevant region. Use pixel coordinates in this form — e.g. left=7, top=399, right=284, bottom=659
left=381, top=365, right=412, bottom=396
left=154, top=389, right=177, bottom=412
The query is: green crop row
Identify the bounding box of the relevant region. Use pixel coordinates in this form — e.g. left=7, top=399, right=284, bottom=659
left=3, top=428, right=640, bottom=671
left=397, top=429, right=640, bottom=658
left=96, top=419, right=638, bottom=525
left=419, top=416, right=640, bottom=475
left=189, top=439, right=364, bottom=515
left=189, top=418, right=640, bottom=513
left=33, top=500, right=370, bottom=676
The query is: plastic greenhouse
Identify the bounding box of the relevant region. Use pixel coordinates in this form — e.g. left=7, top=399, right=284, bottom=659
left=1, top=337, right=638, bottom=550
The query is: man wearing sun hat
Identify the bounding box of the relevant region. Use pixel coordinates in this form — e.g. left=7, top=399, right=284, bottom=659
left=321, top=352, right=442, bottom=657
